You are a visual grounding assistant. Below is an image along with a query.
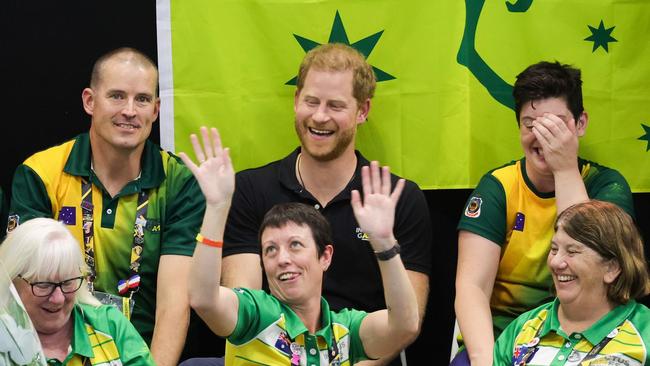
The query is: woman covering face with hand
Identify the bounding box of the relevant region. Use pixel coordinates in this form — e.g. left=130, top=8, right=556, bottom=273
left=0, top=218, right=154, bottom=366
left=494, top=200, right=650, bottom=365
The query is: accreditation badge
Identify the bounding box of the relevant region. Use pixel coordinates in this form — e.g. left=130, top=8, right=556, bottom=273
left=92, top=291, right=136, bottom=320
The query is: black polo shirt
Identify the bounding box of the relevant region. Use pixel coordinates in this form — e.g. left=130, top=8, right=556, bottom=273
left=224, top=147, right=432, bottom=313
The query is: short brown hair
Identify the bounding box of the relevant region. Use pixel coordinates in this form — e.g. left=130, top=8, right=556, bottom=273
left=296, top=43, right=376, bottom=106
left=513, top=61, right=583, bottom=124
left=90, top=47, right=159, bottom=96
left=556, top=200, right=649, bottom=304
left=259, top=202, right=332, bottom=258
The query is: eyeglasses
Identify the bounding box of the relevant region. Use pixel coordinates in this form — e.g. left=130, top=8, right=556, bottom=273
left=18, top=275, right=84, bottom=297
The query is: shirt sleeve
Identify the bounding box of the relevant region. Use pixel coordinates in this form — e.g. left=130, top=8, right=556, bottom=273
left=336, top=308, right=369, bottom=364
left=457, top=173, right=507, bottom=246
left=160, top=158, right=206, bottom=256
left=584, top=167, right=635, bottom=219
left=228, top=288, right=265, bottom=344
left=394, top=180, right=432, bottom=275
left=8, top=164, right=54, bottom=226
left=493, top=315, right=519, bottom=366
left=223, top=171, right=264, bottom=257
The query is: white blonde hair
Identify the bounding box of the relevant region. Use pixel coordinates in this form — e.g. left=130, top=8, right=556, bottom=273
left=0, top=218, right=100, bottom=306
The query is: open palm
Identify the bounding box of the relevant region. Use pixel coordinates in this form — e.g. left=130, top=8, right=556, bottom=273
left=351, top=161, right=404, bottom=242
left=178, top=127, right=235, bottom=206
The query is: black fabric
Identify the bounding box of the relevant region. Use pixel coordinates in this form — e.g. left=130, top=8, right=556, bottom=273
left=223, top=147, right=433, bottom=313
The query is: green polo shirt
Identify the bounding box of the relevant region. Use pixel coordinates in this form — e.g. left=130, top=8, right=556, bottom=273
left=9, top=133, right=205, bottom=343
left=225, top=288, right=368, bottom=365
left=45, top=304, right=154, bottom=366
left=494, top=299, right=650, bottom=365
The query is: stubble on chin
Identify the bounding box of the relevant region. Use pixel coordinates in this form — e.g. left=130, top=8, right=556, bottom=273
left=295, top=122, right=355, bottom=162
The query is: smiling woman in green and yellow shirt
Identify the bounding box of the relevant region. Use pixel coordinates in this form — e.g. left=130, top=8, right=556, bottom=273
left=494, top=201, right=650, bottom=366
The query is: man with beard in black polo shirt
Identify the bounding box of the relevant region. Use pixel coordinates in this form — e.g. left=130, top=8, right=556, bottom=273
left=222, top=43, right=432, bottom=366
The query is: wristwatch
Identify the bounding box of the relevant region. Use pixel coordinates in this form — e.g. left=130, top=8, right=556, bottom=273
left=375, top=242, right=401, bottom=261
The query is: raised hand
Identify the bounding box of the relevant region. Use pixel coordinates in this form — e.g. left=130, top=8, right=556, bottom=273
left=532, top=113, right=580, bottom=174
left=178, top=127, right=234, bottom=207
left=350, top=161, right=405, bottom=249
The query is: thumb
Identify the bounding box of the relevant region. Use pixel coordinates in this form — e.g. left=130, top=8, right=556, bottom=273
left=178, top=152, right=198, bottom=176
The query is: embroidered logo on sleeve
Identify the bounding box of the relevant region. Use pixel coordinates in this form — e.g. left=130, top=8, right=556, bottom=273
left=7, top=214, right=19, bottom=232
left=464, top=197, right=482, bottom=218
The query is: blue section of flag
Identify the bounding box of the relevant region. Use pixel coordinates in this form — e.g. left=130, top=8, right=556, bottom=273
left=274, top=332, right=291, bottom=356
left=58, top=206, right=76, bottom=225
left=513, top=212, right=525, bottom=231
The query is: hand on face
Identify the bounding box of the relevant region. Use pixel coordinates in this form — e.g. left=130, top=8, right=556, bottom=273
left=178, top=127, right=235, bottom=207
left=350, top=161, right=404, bottom=250
left=531, top=113, right=580, bottom=174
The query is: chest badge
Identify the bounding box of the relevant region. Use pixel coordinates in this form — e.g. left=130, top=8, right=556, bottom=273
left=513, top=212, right=525, bottom=231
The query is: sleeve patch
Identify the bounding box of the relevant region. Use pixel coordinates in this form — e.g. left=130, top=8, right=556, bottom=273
left=464, top=197, right=483, bottom=218
left=7, top=214, right=19, bottom=232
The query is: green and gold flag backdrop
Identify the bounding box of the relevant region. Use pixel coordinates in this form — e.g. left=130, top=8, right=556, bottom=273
left=156, top=0, right=650, bottom=191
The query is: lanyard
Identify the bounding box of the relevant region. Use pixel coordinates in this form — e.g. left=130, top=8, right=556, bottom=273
left=579, top=326, right=619, bottom=363
left=327, top=332, right=341, bottom=364
left=81, top=179, right=149, bottom=295
left=513, top=317, right=622, bottom=365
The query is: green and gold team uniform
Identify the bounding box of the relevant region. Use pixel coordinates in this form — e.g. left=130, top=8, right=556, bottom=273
left=458, top=158, right=633, bottom=335
left=494, top=299, right=650, bottom=365
left=225, top=288, right=368, bottom=365
left=9, top=133, right=204, bottom=343
left=48, top=303, right=154, bottom=366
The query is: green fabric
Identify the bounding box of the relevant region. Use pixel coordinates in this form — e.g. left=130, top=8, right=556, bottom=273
left=163, top=0, right=650, bottom=191
left=458, top=157, right=634, bottom=336
left=9, top=134, right=205, bottom=344
left=47, top=304, right=154, bottom=366
left=226, top=288, right=368, bottom=365
left=494, top=299, right=650, bottom=365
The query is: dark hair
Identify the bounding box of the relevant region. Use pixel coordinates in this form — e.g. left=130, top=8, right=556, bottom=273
left=296, top=43, right=376, bottom=107
left=513, top=61, right=583, bottom=123
left=556, top=200, right=650, bottom=304
left=259, top=202, right=332, bottom=257
left=90, top=47, right=159, bottom=96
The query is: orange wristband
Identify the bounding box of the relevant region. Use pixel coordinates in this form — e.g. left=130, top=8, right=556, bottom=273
left=196, top=233, right=223, bottom=248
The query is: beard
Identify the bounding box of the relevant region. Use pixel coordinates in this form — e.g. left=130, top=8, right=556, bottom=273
left=295, top=119, right=356, bottom=162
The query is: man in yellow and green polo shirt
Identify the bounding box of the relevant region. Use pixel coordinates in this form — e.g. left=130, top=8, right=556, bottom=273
left=453, top=61, right=634, bottom=366
left=8, top=47, right=204, bottom=366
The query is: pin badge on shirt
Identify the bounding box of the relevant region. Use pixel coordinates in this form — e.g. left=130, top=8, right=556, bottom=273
left=512, top=344, right=529, bottom=365
left=567, top=350, right=581, bottom=362
left=290, top=342, right=301, bottom=366
left=58, top=206, right=76, bottom=225
left=513, top=212, right=526, bottom=231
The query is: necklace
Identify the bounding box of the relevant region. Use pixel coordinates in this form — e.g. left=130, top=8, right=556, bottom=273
left=296, top=153, right=305, bottom=189
left=296, top=152, right=358, bottom=195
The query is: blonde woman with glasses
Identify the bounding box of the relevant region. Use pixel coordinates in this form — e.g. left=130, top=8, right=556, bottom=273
left=0, top=218, right=154, bottom=366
